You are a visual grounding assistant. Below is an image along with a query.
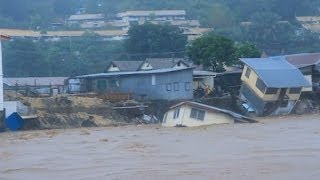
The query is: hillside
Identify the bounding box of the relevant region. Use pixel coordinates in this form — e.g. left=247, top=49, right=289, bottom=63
left=0, top=0, right=319, bottom=29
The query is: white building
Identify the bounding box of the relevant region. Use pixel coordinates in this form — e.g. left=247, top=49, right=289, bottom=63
left=117, top=10, right=186, bottom=23
left=67, top=14, right=105, bottom=28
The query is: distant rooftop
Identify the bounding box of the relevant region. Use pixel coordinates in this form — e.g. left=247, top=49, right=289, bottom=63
left=68, top=14, right=105, bottom=21
left=117, top=10, right=186, bottom=18
left=4, top=77, right=67, bottom=86
left=241, top=57, right=311, bottom=88
left=296, top=16, right=320, bottom=22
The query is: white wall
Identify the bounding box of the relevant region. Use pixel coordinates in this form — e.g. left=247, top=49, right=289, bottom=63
left=163, top=104, right=234, bottom=127
left=4, top=101, right=17, bottom=118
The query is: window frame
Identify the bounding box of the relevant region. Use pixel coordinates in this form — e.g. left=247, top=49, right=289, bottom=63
left=190, top=108, right=205, bottom=121
left=174, top=82, right=179, bottom=91
left=256, top=78, right=266, bottom=93
left=173, top=108, right=180, bottom=119
left=185, top=82, right=191, bottom=91
left=245, top=68, right=251, bottom=78
left=265, top=88, right=278, bottom=95
left=166, top=83, right=172, bottom=91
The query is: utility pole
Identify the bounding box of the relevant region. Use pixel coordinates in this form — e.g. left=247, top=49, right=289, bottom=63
left=0, top=34, right=10, bottom=114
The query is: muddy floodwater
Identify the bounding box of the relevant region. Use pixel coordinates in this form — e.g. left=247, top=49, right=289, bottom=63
left=1, top=115, right=320, bottom=180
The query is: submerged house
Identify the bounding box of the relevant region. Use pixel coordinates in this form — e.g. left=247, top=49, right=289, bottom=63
left=68, top=67, right=193, bottom=100
left=239, top=57, right=311, bottom=116
left=162, top=101, right=255, bottom=127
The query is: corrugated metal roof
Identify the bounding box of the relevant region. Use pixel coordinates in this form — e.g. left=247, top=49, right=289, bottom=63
left=76, top=67, right=194, bottom=79
left=4, top=77, right=67, bottom=86
left=145, top=58, right=189, bottom=69
left=283, top=53, right=320, bottom=68
left=241, top=57, right=311, bottom=88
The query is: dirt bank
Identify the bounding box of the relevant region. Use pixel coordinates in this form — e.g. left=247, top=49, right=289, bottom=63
left=5, top=91, right=129, bottom=130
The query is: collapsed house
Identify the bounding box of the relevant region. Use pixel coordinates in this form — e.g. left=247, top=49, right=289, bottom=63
left=284, top=53, right=320, bottom=92
left=239, top=57, right=311, bottom=116
left=162, top=101, right=255, bottom=127
left=67, top=67, right=194, bottom=101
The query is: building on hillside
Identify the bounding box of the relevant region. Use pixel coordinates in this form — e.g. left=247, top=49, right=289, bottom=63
left=284, top=53, right=320, bottom=92
left=3, top=77, right=68, bottom=96
left=117, top=10, right=186, bottom=23
left=162, top=101, right=255, bottom=127
left=239, top=57, right=311, bottom=116
left=67, top=14, right=105, bottom=28
left=296, top=16, right=320, bottom=33
left=67, top=67, right=194, bottom=101
left=105, top=58, right=190, bottom=73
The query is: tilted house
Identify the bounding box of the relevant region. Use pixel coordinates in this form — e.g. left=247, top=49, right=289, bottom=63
left=68, top=67, right=194, bottom=101
left=240, top=57, right=311, bottom=116
left=162, top=101, right=255, bottom=127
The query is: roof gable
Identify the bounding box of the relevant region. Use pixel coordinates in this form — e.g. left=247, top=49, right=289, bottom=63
left=108, top=61, right=144, bottom=72
left=145, top=58, right=189, bottom=70
left=241, top=57, right=311, bottom=88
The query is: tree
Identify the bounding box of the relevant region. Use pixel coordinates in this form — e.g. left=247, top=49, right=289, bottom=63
left=187, top=35, right=236, bottom=72
left=125, top=23, right=188, bottom=59
left=235, top=42, right=261, bottom=59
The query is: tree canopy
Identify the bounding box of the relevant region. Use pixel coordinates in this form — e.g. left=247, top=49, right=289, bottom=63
left=187, top=35, right=261, bottom=72
left=125, top=23, right=188, bottom=59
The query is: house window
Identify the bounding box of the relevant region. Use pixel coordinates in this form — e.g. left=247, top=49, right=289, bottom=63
left=177, top=62, right=181, bottom=67
left=265, top=88, right=278, bottom=95
left=245, top=68, right=251, bottom=78
left=190, top=108, right=205, bottom=121
left=174, top=82, right=179, bottom=91
left=256, top=78, right=266, bottom=93
left=166, top=83, right=172, bottom=91
left=185, top=82, right=191, bottom=91
left=152, top=75, right=156, bottom=85
left=173, top=108, right=180, bottom=119
left=163, top=113, right=168, bottom=123
left=289, top=87, right=302, bottom=94
left=109, top=79, right=119, bottom=88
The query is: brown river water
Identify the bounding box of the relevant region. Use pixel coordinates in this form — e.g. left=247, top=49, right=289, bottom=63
left=0, top=115, right=320, bottom=180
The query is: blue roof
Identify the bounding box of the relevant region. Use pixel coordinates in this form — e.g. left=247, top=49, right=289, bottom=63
left=240, top=57, right=311, bottom=88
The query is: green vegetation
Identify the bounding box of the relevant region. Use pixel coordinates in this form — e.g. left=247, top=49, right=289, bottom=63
left=1, top=0, right=320, bottom=76
left=125, top=23, right=187, bottom=59
left=187, top=35, right=261, bottom=72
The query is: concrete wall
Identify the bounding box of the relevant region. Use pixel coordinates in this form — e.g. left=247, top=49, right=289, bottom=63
left=162, top=104, right=234, bottom=127
left=241, top=65, right=301, bottom=101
